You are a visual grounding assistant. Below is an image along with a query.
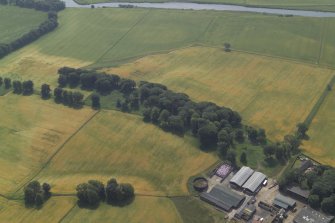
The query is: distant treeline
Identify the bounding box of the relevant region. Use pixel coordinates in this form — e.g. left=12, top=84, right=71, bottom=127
left=0, top=0, right=65, bottom=11
left=0, top=0, right=65, bottom=59
left=57, top=67, right=261, bottom=164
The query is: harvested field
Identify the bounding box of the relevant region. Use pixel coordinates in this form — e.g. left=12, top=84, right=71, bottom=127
left=0, top=94, right=95, bottom=196
left=62, top=197, right=182, bottom=223
left=0, top=196, right=75, bottom=222
left=36, top=110, right=217, bottom=195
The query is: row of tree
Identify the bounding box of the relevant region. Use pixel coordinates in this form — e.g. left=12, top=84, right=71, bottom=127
left=76, top=178, right=135, bottom=209
left=54, top=87, right=84, bottom=108
left=24, top=181, right=51, bottom=208
left=56, top=67, right=274, bottom=165
left=0, top=77, right=12, bottom=89
left=279, top=165, right=335, bottom=215
left=57, top=67, right=251, bottom=152
left=58, top=67, right=136, bottom=95
left=12, top=80, right=34, bottom=95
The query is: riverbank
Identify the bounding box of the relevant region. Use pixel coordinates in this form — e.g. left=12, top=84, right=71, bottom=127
left=71, top=0, right=335, bottom=13
left=62, top=0, right=335, bottom=17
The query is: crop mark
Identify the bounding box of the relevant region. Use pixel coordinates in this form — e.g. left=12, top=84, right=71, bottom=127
left=12, top=110, right=100, bottom=195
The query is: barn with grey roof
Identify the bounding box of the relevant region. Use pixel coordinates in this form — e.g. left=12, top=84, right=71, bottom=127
left=242, top=171, right=266, bottom=194
left=273, top=193, right=296, bottom=210
left=200, top=185, right=245, bottom=211
left=229, top=166, right=254, bottom=188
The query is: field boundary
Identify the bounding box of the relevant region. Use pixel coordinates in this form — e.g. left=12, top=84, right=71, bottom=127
left=303, top=75, right=335, bottom=127
left=58, top=203, right=77, bottom=223
left=12, top=110, right=100, bottom=196
left=90, top=43, right=335, bottom=70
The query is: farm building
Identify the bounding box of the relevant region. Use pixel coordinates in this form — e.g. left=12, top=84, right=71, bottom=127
left=273, top=193, right=296, bottom=210
left=286, top=186, right=310, bottom=202
left=300, top=159, right=314, bottom=172
left=293, top=207, right=334, bottom=223
left=242, top=171, right=266, bottom=195
left=235, top=203, right=256, bottom=221
left=200, top=185, right=245, bottom=211
left=230, top=166, right=254, bottom=188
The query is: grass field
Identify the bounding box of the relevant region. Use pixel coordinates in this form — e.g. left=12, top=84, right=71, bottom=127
left=104, top=47, right=333, bottom=140
left=1, top=8, right=335, bottom=84
left=62, top=197, right=183, bottom=223
left=35, top=110, right=217, bottom=195
left=75, top=0, right=335, bottom=12
left=0, top=94, right=95, bottom=196
left=303, top=89, right=335, bottom=166
left=0, top=196, right=75, bottom=222
left=0, top=6, right=46, bottom=44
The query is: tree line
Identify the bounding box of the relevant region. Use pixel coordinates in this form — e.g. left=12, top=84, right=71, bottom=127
left=56, top=67, right=272, bottom=165
left=0, top=0, right=65, bottom=12
left=279, top=165, right=335, bottom=215
left=0, top=0, right=64, bottom=59
left=0, top=77, right=85, bottom=107
left=261, top=123, right=308, bottom=166
left=76, top=178, right=135, bottom=209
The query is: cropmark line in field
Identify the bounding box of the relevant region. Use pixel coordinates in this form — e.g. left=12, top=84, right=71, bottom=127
left=58, top=203, right=77, bottom=223
left=94, top=9, right=152, bottom=64
left=13, top=110, right=101, bottom=195
left=317, top=19, right=327, bottom=65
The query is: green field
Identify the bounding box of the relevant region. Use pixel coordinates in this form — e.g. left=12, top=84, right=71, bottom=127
left=0, top=94, right=95, bottom=196
left=75, top=0, right=335, bottom=12
left=105, top=47, right=333, bottom=140
left=0, top=6, right=46, bottom=44
left=1, top=8, right=335, bottom=85
left=304, top=89, right=335, bottom=166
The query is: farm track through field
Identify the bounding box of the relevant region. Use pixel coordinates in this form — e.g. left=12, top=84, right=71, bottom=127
left=94, top=9, right=152, bottom=64
left=58, top=203, right=77, bottom=223
left=317, top=19, right=327, bottom=65
left=12, top=110, right=101, bottom=196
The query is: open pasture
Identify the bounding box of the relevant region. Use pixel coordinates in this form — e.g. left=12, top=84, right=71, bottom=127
left=0, top=94, right=95, bottom=196
left=1, top=8, right=335, bottom=83
left=62, top=197, right=182, bottom=223
left=36, top=110, right=217, bottom=195
left=303, top=89, right=335, bottom=166
left=105, top=47, right=333, bottom=140
left=0, top=6, right=46, bottom=44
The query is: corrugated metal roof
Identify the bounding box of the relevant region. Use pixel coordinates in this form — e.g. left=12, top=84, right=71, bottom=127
left=242, top=171, right=266, bottom=193
left=230, top=166, right=254, bottom=187
left=273, top=199, right=289, bottom=210
left=273, top=194, right=296, bottom=209
left=287, top=186, right=310, bottom=199
left=200, top=185, right=245, bottom=211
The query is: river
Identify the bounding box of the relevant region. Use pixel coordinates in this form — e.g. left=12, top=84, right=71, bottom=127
left=62, top=0, right=335, bottom=17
